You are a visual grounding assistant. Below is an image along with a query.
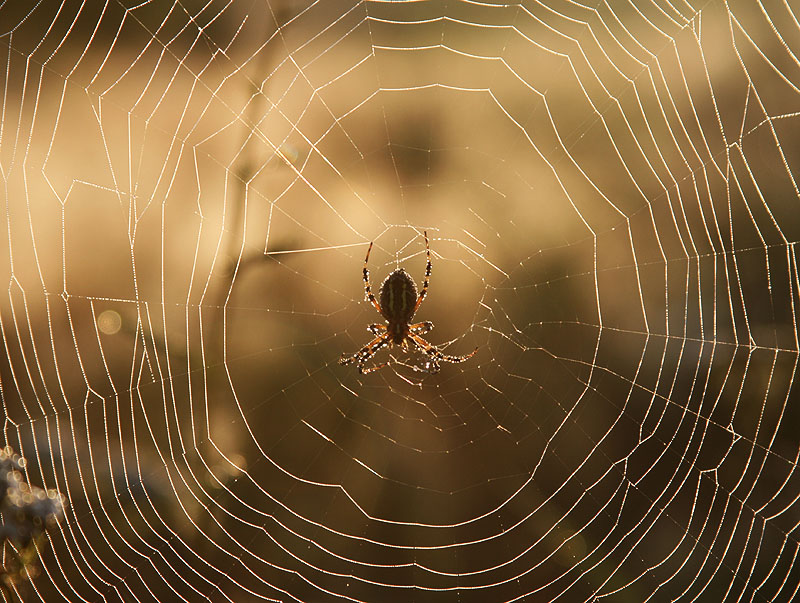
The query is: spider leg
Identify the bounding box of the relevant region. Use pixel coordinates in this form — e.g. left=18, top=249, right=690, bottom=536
left=412, top=231, right=432, bottom=313
left=409, top=332, right=477, bottom=373
left=368, top=323, right=387, bottom=336
left=362, top=242, right=382, bottom=314
left=409, top=321, right=433, bottom=335
left=339, top=332, right=391, bottom=374
left=359, top=359, right=390, bottom=374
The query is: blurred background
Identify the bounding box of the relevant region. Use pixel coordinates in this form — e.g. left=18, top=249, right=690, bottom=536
left=0, top=0, right=798, bottom=601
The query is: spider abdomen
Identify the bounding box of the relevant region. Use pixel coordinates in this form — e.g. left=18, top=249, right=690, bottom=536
left=379, top=269, right=418, bottom=326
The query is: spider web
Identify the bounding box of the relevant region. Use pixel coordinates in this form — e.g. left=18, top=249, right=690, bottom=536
left=0, top=0, right=799, bottom=601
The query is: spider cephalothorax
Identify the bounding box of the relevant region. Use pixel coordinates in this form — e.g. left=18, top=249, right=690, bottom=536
left=339, top=231, right=477, bottom=374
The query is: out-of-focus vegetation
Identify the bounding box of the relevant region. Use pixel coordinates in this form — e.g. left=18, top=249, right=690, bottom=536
left=0, top=447, right=64, bottom=598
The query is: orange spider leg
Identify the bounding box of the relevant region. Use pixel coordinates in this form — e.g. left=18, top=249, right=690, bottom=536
left=368, top=323, right=387, bottom=336
left=409, top=321, right=433, bottom=335
left=339, top=331, right=391, bottom=374
left=408, top=332, right=477, bottom=373
left=362, top=242, right=382, bottom=314
left=412, top=231, right=432, bottom=313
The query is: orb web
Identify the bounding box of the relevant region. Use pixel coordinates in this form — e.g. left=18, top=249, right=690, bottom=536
left=0, top=1, right=798, bottom=601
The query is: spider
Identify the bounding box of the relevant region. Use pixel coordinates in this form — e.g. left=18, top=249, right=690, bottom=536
left=339, top=231, right=477, bottom=374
